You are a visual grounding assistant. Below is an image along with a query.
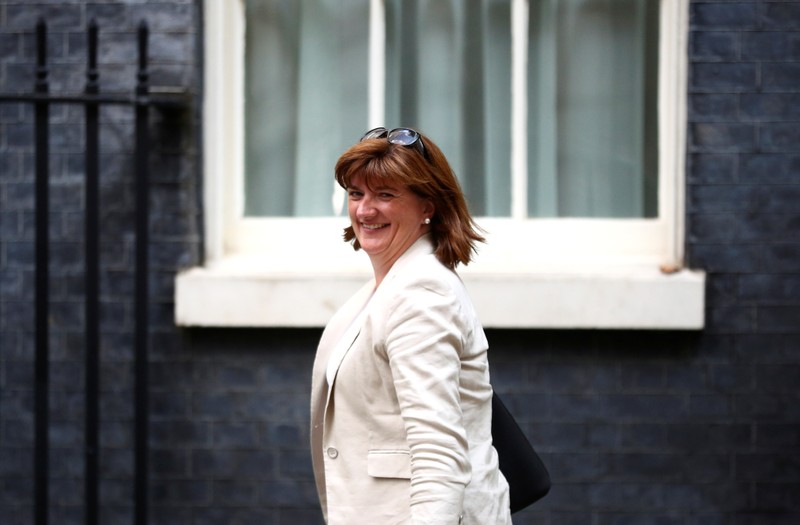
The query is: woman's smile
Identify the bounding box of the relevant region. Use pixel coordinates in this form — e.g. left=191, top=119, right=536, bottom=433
left=361, top=223, right=388, bottom=230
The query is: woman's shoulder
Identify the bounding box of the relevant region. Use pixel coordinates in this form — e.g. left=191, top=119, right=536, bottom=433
left=393, top=252, right=462, bottom=292
left=379, top=255, right=478, bottom=325
left=374, top=254, right=481, bottom=343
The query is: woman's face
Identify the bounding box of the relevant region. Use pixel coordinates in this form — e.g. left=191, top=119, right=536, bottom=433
left=347, top=173, right=433, bottom=274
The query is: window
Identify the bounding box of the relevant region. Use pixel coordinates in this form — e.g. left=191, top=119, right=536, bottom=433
left=243, top=0, right=658, bottom=220
left=243, top=0, right=369, bottom=217
left=176, top=0, right=704, bottom=329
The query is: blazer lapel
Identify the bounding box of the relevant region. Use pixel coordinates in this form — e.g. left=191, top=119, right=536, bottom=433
left=322, top=323, right=362, bottom=412
left=327, top=323, right=361, bottom=381
left=311, top=279, right=375, bottom=420
left=316, top=280, right=374, bottom=367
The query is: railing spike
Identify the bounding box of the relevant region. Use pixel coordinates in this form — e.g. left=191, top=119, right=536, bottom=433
left=136, top=21, right=150, bottom=99
left=87, top=19, right=99, bottom=93
left=35, top=18, right=48, bottom=92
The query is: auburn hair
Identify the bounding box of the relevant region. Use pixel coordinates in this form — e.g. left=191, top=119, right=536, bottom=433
left=335, top=131, right=485, bottom=269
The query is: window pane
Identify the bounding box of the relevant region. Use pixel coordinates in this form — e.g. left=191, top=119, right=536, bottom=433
left=244, top=0, right=369, bottom=216
left=528, top=0, right=659, bottom=218
left=385, top=0, right=513, bottom=217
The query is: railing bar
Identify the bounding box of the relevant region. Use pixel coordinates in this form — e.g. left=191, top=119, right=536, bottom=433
left=0, top=93, right=188, bottom=106
left=34, top=17, right=50, bottom=525
left=84, top=18, right=100, bottom=525
left=12, top=19, right=190, bottom=524
left=134, top=20, right=151, bottom=525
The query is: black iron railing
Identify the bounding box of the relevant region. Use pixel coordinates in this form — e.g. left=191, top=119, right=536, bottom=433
left=0, top=19, right=190, bottom=525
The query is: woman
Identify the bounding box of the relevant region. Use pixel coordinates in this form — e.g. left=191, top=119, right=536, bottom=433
left=310, top=127, right=512, bottom=524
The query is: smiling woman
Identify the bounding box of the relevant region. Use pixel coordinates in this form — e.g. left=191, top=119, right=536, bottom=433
left=345, top=173, right=433, bottom=285
left=310, top=128, right=512, bottom=524
left=336, top=128, right=486, bottom=273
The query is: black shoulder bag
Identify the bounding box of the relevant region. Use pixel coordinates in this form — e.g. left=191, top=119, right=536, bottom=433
left=491, top=392, right=551, bottom=514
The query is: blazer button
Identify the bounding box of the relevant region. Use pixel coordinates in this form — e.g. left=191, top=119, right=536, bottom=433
left=326, top=447, right=339, bottom=459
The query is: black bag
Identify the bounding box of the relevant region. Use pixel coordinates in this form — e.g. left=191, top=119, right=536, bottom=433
left=491, top=392, right=551, bottom=514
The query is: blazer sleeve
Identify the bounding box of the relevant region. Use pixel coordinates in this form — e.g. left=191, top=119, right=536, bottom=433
left=382, top=276, right=472, bottom=525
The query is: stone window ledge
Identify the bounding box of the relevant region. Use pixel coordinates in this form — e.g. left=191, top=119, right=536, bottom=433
left=175, top=260, right=705, bottom=330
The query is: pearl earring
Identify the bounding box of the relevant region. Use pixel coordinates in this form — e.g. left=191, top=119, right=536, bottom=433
left=423, top=218, right=431, bottom=225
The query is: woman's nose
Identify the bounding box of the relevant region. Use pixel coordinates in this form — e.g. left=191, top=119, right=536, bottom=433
left=357, top=197, right=376, bottom=218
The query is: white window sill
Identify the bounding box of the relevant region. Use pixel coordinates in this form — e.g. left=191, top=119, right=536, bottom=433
left=174, top=257, right=705, bottom=330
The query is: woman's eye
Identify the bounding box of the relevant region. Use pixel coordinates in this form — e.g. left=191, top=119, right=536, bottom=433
left=348, top=190, right=363, bottom=198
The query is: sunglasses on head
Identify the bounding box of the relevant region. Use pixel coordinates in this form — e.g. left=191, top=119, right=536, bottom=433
left=359, top=127, right=430, bottom=162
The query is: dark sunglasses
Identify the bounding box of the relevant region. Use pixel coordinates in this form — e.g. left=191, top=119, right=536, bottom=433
left=359, top=127, right=430, bottom=162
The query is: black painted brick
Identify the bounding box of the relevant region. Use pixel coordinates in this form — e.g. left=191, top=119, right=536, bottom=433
left=741, top=94, right=800, bottom=121
left=688, top=153, right=737, bottom=184
left=742, top=31, right=800, bottom=61
left=689, top=93, right=739, bottom=121
left=150, top=420, right=210, bottom=449
left=211, top=422, right=260, bottom=448
left=259, top=479, right=320, bottom=507
left=737, top=453, right=800, bottom=482
left=760, top=123, right=800, bottom=152
left=277, top=448, right=314, bottom=479
left=4, top=4, right=83, bottom=31
left=741, top=154, right=800, bottom=184
left=755, top=423, right=800, bottom=450
left=762, top=63, right=800, bottom=91
left=690, top=212, right=800, bottom=243
left=150, top=449, right=189, bottom=478
left=757, top=306, right=800, bottom=333
left=754, top=483, right=800, bottom=513
left=277, top=508, right=325, bottom=525
left=740, top=334, right=800, bottom=364
left=690, top=3, right=759, bottom=29
left=666, top=423, right=752, bottom=453
left=690, top=122, right=757, bottom=151
left=707, top=304, right=757, bottom=333
left=691, top=62, right=759, bottom=92
left=688, top=184, right=761, bottom=213
left=739, top=274, right=800, bottom=300
left=263, top=422, right=307, bottom=447
left=210, top=480, right=258, bottom=506
left=761, top=2, right=800, bottom=29
left=151, top=479, right=209, bottom=505
left=690, top=31, right=740, bottom=60
left=762, top=243, right=800, bottom=272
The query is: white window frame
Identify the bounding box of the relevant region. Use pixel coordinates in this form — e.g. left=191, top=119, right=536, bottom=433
left=175, top=0, right=705, bottom=329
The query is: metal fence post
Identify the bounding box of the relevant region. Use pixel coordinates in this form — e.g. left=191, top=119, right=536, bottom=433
left=84, top=18, right=100, bottom=525
left=33, top=18, right=50, bottom=525
left=134, top=20, right=151, bottom=525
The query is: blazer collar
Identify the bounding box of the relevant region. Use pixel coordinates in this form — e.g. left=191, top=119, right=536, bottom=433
left=380, top=234, right=435, bottom=285
left=314, top=279, right=374, bottom=390
left=313, top=235, right=434, bottom=404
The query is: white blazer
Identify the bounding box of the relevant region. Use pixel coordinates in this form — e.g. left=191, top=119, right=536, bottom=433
left=310, top=236, right=511, bottom=525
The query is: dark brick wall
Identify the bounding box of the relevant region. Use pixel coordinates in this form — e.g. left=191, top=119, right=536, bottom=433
left=1, top=1, right=799, bottom=524
left=1, top=1, right=201, bottom=524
